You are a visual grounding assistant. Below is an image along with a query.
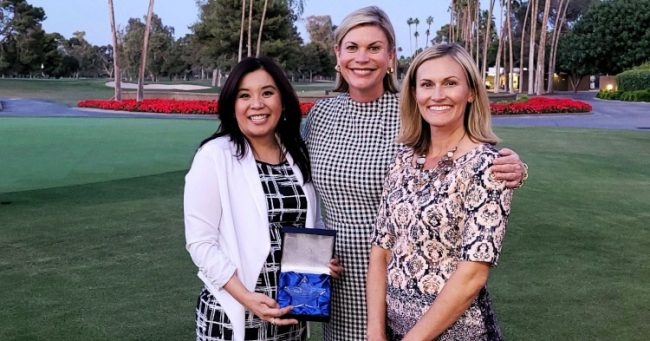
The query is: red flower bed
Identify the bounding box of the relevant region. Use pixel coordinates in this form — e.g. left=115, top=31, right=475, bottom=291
left=490, top=96, right=591, bottom=115
left=78, top=99, right=219, bottom=115
left=78, top=99, right=316, bottom=116
left=78, top=96, right=591, bottom=116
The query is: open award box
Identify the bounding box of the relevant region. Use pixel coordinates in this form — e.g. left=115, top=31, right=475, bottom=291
left=278, top=227, right=336, bottom=321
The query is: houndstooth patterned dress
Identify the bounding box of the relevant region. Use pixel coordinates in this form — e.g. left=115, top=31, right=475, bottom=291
left=303, top=92, right=401, bottom=340
left=194, top=160, right=308, bottom=341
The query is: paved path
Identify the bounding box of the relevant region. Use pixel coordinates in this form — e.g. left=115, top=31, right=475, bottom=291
left=492, top=92, right=650, bottom=131
left=0, top=98, right=216, bottom=120
left=1, top=92, right=648, bottom=130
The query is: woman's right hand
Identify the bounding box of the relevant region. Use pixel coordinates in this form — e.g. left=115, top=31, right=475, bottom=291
left=242, top=292, right=298, bottom=326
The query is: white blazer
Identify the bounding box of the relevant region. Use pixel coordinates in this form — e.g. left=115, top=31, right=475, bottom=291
left=184, top=136, right=319, bottom=341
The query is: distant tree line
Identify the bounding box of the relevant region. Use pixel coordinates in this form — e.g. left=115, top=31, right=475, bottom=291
left=0, top=0, right=336, bottom=83
left=423, top=0, right=649, bottom=94
left=2, top=0, right=648, bottom=93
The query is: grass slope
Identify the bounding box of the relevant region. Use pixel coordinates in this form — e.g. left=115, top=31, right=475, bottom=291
left=1, top=118, right=648, bottom=340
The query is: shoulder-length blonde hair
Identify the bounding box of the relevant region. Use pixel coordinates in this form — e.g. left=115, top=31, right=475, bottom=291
left=332, top=6, right=399, bottom=94
left=398, top=44, right=499, bottom=154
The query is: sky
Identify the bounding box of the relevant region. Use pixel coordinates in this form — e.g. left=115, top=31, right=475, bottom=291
left=30, top=0, right=495, bottom=58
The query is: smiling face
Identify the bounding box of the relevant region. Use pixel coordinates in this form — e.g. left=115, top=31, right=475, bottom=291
left=414, top=55, right=474, bottom=133
left=234, top=69, right=283, bottom=146
left=335, top=25, right=394, bottom=101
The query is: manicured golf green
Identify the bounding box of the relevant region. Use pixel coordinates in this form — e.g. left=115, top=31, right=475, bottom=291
left=1, top=117, right=648, bottom=340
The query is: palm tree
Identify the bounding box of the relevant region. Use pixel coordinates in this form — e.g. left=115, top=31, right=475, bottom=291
left=238, top=0, right=246, bottom=62
left=547, top=0, right=570, bottom=93
left=414, top=18, right=420, bottom=53
left=506, top=0, right=514, bottom=93
left=425, top=16, right=434, bottom=48
left=494, top=0, right=505, bottom=93
left=407, top=18, right=414, bottom=56
left=247, top=0, right=254, bottom=57
left=414, top=31, right=420, bottom=55
left=481, top=0, right=496, bottom=83
left=137, top=0, right=154, bottom=102
left=255, top=0, right=268, bottom=57
left=518, top=0, right=531, bottom=93
left=107, top=0, right=121, bottom=100
left=527, top=0, right=539, bottom=95
left=536, top=0, right=551, bottom=96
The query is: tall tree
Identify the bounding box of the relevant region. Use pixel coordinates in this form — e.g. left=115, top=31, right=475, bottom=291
left=305, top=15, right=334, bottom=48
left=535, top=0, right=551, bottom=95
left=494, top=1, right=505, bottom=92
left=413, top=17, right=420, bottom=54
left=506, top=0, right=515, bottom=93
left=425, top=16, right=434, bottom=48
left=557, top=0, right=650, bottom=77
left=527, top=0, right=538, bottom=95
left=546, top=0, right=569, bottom=93
left=255, top=0, right=268, bottom=57
left=238, top=0, right=245, bottom=61
left=193, top=0, right=303, bottom=80
left=0, top=0, right=48, bottom=76
left=108, top=0, right=121, bottom=99
left=518, top=0, right=530, bottom=93
left=247, top=0, right=253, bottom=57
left=137, top=0, right=154, bottom=102
left=407, top=17, right=414, bottom=56
left=482, top=0, right=496, bottom=81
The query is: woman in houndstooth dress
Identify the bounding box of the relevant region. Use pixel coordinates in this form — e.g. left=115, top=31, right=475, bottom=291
left=303, top=7, right=527, bottom=341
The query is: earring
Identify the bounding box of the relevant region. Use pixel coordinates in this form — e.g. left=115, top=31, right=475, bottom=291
left=335, top=64, right=341, bottom=72
left=387, top=67, right=395, bottom=74
left=282, top=111, right=287, bottom=122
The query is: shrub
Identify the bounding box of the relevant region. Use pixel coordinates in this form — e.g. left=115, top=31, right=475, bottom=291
left=620, top=89, right=650, bottom=102
left=597, top=90, right=623, bottom=100
left=617, top=68, right=650, bottom=91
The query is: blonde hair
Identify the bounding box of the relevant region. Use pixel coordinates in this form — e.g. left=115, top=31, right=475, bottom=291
left=398, top=44, right=499, bottom=154
left=332, top=6, right=398, bottom=94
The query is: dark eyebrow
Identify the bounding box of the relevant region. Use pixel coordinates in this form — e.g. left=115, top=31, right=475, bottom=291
left=238, top=84, right=278, bottom=92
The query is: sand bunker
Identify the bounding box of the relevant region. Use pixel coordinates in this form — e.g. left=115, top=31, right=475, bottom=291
left=105, top=81, right=211, bottom=91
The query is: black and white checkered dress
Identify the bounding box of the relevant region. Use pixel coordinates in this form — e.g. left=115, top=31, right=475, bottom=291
left=303, top=92, right=401, bottom=340
left=195, top=160, right=308, bottom=341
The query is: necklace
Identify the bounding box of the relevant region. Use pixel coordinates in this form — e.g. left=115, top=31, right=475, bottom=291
left=415, top=132, right=466, bottom=172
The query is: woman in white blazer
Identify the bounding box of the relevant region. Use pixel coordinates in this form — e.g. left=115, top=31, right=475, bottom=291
left=184, top=57, right=341, bottom=341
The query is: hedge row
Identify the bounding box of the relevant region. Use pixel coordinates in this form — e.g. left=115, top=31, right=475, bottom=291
left=597, top=89, right=650, bottom=102
left=617, top=64, right=650, bottom=92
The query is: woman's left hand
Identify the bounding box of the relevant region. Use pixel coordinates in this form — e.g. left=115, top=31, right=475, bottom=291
left=329, top=257, right=343, bottom=278
left=492, top=148, right=527, bottom=188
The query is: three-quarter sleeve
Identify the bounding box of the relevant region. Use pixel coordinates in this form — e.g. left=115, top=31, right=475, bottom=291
left=371, top=158, right=399, bottom=250
left=461, top=154, right=513, bottom=266
left=184, top=147, right=237, bottom=288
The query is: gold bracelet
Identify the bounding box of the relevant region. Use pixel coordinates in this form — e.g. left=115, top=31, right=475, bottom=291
left=514, top=162, right=529, bottom=189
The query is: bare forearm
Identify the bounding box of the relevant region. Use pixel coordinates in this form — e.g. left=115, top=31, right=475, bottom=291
left=367, top=246, right=390, bottom=340
left=402, top=262, right=490, bottom=340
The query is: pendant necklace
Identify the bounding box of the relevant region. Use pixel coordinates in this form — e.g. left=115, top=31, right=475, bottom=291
left=415, top=132, right=466, bottom=188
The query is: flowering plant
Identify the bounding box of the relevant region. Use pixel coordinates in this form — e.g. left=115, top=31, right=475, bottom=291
left=77, top=99, right=219, bottom=115
left=490, top=97, right=592, bottom=115
left=78, top=99, right=317, bottom=116
left=78, top=96, right=591, bottom=116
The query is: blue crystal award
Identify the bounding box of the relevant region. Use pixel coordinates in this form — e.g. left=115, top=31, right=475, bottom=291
left=278, top=227, right=336, bottom=321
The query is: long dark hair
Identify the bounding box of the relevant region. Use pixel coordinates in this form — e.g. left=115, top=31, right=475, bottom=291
left=200, top=56, right=311, bottom=182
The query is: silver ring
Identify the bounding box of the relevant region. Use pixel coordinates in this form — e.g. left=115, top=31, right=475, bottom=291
left=270, top=317, right=276, bottom=325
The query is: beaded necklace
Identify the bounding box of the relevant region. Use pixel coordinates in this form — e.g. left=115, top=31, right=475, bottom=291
left=414, top=132, right=466, bottom=188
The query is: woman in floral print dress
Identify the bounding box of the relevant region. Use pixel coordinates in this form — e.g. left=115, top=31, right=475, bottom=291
left=367, top=44, right=513, bottom=341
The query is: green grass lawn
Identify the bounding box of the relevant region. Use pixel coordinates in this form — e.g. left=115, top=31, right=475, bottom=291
left=1, top=117, right=648, bottom=340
